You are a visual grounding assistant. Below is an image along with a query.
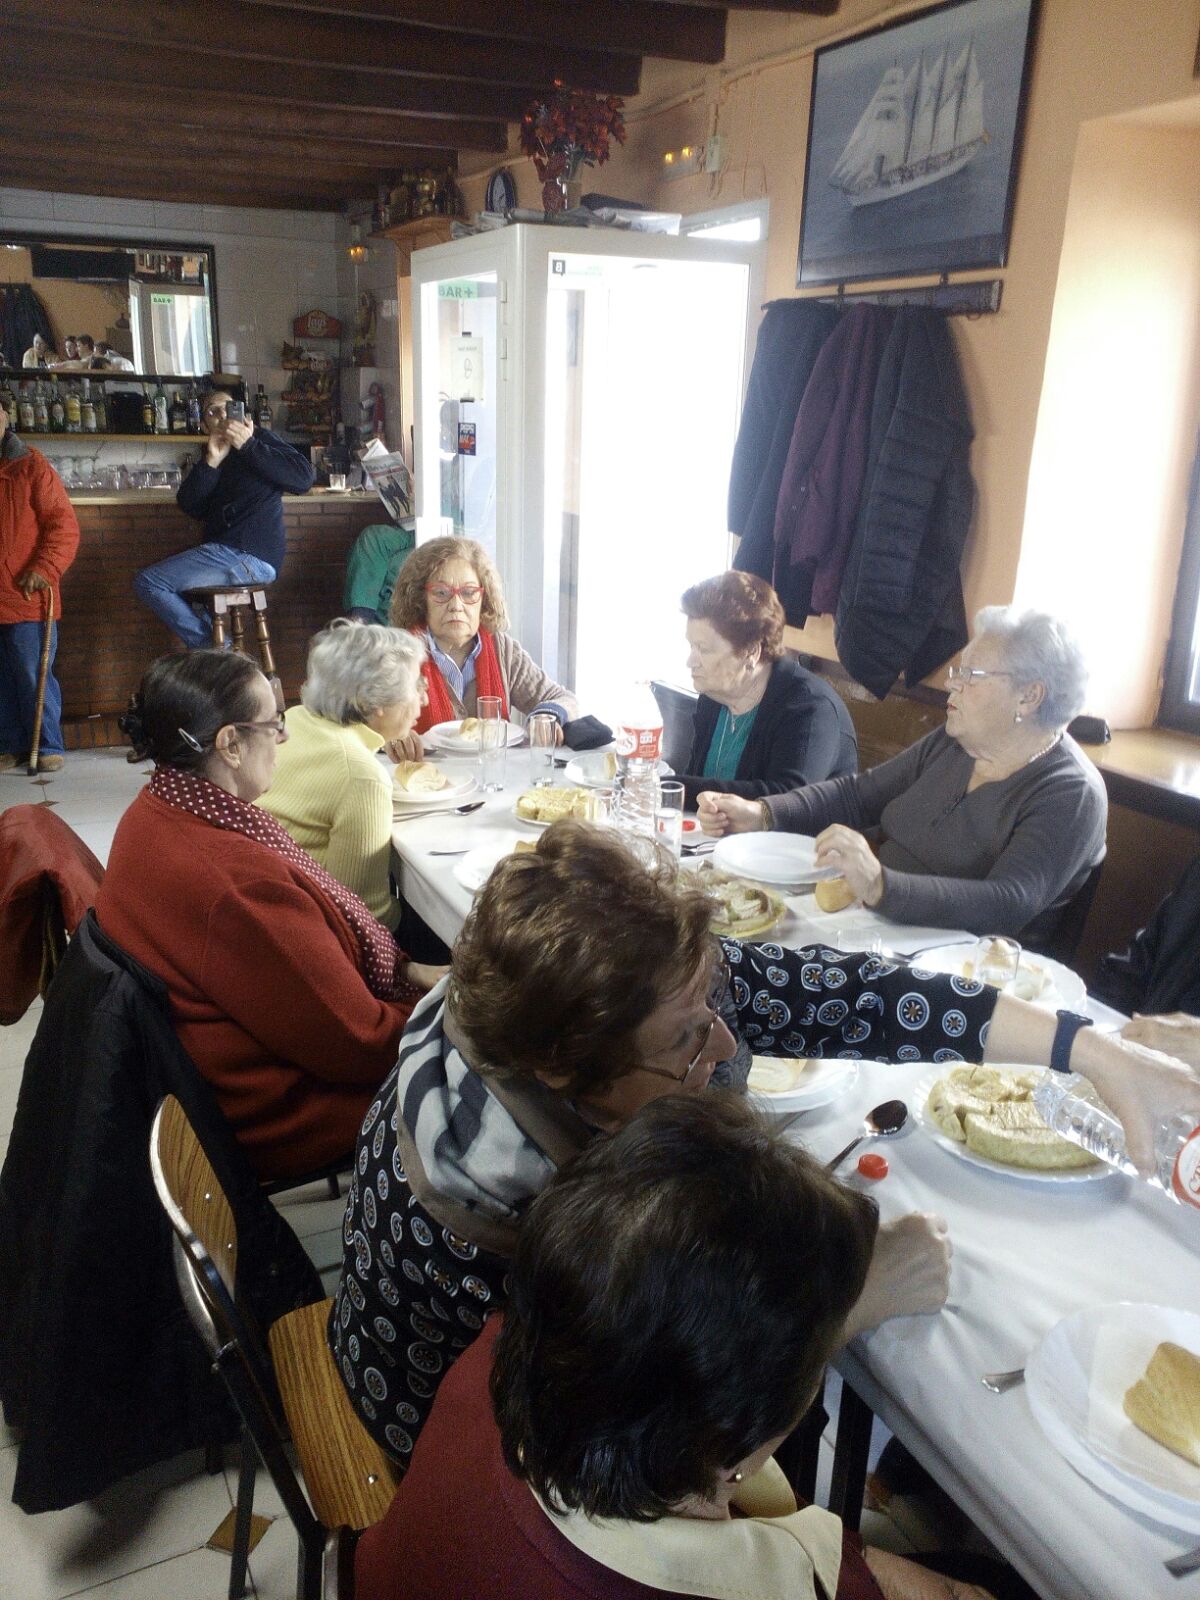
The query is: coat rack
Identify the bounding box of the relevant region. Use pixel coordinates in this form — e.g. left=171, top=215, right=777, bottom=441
left=766, top=276, right=1003, bottom=317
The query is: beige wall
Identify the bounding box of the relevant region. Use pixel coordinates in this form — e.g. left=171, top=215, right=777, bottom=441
left=2, top=247, right=127, bottom=356
left=460, top=0, right=1200, bottom=719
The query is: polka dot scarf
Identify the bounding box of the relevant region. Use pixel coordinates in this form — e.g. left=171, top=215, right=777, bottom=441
left=150, top=765, right=411, bottom=1002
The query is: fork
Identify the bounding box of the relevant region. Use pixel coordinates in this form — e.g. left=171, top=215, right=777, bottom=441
left=980, top=1367, right=1025, bottom=1394
left=1165, top=1544, right=1200, bottom=1577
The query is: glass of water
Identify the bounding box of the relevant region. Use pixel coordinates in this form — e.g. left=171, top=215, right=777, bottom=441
left=526, top=713, right=557, bottom=786
left=654, top=781, right=686, bottom=859
left=477, top=695, right=506, bottom=792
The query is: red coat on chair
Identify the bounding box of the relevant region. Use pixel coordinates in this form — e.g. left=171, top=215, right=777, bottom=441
left=0, top=805, right=103, bottom=1023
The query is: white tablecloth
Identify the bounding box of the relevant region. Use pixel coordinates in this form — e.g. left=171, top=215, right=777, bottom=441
left=391, top=768, right=1193, bottom=1597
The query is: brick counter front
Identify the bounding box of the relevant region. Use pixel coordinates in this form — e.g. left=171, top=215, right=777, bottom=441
left=58, top=492, right=384, bottom=739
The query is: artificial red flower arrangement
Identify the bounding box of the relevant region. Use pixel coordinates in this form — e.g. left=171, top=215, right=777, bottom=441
left=519, top=81, right=627, bottom=211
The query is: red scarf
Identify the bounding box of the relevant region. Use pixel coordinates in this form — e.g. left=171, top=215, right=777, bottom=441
left=414, top=628, right=509, bottom=736
left=150, top=766, right=415, bottom=1004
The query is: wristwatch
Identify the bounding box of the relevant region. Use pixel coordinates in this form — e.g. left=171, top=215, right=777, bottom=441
left=1049, top=1009, right=1093, bottom=1073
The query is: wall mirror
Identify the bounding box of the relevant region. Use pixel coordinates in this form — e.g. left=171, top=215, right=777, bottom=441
left=0, top=232, right=218, bottom=376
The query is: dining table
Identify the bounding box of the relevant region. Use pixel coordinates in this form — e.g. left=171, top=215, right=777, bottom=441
left=391, top=752, right=1200, bottom=1600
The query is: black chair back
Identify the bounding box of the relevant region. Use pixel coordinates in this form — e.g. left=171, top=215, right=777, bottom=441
left=651, top=679, right=698, bottom=775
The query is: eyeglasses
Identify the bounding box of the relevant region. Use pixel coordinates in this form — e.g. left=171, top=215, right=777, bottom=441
left=945, top=666, right=1014, bottom=687
left=233, top=715, right=287, bottom=739
left=638, top=953, right=731, bottom=1086
left=425, top=583, right=483, bottom=605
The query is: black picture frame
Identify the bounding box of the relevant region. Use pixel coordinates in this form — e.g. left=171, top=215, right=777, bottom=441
left=796, top=0, right=1039, bottom=287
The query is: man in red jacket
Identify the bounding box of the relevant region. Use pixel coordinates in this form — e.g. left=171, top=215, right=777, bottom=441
left=0, top=398, right=80, bottom=772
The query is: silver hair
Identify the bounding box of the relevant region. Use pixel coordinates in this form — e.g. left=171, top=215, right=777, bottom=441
left=972, top=605, right=1088, bottom=729
left=300, top=620, right=426, bottom=725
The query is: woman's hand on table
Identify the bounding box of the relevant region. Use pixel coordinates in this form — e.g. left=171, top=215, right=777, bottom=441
left=406, top=961, right=450, bottom=992
left=387, top=730, right=425, bottom=763
left=697, top=791, right=763, bottom=836
left=864, top=1549, right=995, bottom=1600
left=815, top=825, right=883, bottom=908
left=1121, top=1011, right=1200, bottom=1070
left=841, top=1213, right=952, bottom=1341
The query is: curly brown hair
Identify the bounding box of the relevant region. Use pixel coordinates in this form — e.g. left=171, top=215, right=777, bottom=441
left=388, top=536, right=509, bottom=634
left=681, top=571, right=785, bottom=663
left=448, top=821, right=716, bottom=1095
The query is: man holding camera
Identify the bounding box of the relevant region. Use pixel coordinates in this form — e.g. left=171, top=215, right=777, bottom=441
left=133, top=390, right=314, bottom=648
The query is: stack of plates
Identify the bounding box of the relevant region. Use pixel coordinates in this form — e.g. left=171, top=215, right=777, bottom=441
left=711, top=832, right=838, bottom=888
left=1026, top=1302, right=1200, bottom=1532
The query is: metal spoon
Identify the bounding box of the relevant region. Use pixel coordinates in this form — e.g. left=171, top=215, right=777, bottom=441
left=394, top=799, right=487, bottom=822
left=981, top=1367, right=1025, bottom=1394
left=825, top=1099, right=908, bottom=1172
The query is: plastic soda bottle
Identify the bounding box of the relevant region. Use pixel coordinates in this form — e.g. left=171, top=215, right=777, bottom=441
left=614, top=682, right=664, bottom=839
left=1032, top=1072, right=1200, bottom=1208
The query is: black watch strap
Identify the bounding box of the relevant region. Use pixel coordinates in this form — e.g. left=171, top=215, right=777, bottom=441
left=1050, top=1009, right=1093, bottom=1074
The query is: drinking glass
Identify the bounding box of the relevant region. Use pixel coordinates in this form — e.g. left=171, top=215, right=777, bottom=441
left=584, top=790, right=618, bottom=826
left=477, top=694, right=506, bottom=792
left=654, top=781, right=685, bottom=859
left=526, top=713, right=557, bottom=787
left=971, top=935, right=1022, bottom=990
left=329, top=472, right=347, bottom=491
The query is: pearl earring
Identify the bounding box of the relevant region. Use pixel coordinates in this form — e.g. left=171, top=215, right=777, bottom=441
left=732, top=1471, right=744, bottom=1483
left=1014, top=713, right=1023, bottom=724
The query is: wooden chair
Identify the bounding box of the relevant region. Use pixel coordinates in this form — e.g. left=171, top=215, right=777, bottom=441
left=183, top=584, right=284, bottom=711
left=150, top=1095, right=399, bottom=1600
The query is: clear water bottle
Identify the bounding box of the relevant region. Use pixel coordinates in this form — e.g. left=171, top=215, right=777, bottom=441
left=614, top=682, right=663, bottom=839
left=1032, top=1072, right=1200, bottom=1208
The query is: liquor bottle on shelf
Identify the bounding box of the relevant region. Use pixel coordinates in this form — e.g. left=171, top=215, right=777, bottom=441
left=49, top=379, right=65, bottom=433
left=186, top=382, right=202, bottom=435
left=254, top=383, right=272, bottom=429
left=93, top=383, right=108, bottom=433
left=65, top=382, right=82, bottom=434
left=0, top=380, right=15, bottom=419
left=153, top=379, right=169, bottom=435
left=169, top=387, right=188, bottom=434
left=17, top=384, right=36, bottom=434
left=32, top=380, right=49, bottom=434
left=141, top=385, right=155, bottom=434
left=80, top=378, right=97, bottom=434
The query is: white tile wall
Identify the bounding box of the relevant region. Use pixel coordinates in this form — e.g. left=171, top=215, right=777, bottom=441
left=0, top=186, right=353, bottom=424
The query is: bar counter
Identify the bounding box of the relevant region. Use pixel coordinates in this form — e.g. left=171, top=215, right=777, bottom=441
left=59, top=489, right=385, bottom=744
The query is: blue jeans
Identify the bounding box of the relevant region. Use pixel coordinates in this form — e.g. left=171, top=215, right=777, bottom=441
left=0, top=620, right=63, bottom=756
left=133, top=542, right=277, bottom=649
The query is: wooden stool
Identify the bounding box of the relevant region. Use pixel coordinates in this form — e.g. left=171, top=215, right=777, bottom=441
left=184, top=585, right=284, bottom=711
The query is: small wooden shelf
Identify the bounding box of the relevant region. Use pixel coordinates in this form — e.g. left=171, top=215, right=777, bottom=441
left=26, top=433, right=205, bottom=444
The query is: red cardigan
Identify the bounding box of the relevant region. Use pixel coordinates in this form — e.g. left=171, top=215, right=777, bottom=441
left=96, top=788, right=410, bottom=1178
left=356, top=1318, right=885, bottom=1600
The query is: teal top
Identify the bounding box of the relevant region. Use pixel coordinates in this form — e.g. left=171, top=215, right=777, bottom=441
left=702, top=705, right=759, bottom=781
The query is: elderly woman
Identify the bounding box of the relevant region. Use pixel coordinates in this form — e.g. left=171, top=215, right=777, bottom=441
left=357, top=1094, right=1020, bottom=1600
left=700, top=606, right=1107, bottom=946
left=329, top=819, right=1184, bottom=1467
left=258, top=621, right=425, bottom=932
left=678, top=571, right=857, bottom=806
left=387, top=535, right=577, bottom=759
left=97, top=651, right=440, bottom=1179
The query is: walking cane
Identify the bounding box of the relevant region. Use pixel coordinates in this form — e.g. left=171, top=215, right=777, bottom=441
left=26, top=585, right=55, bottom=776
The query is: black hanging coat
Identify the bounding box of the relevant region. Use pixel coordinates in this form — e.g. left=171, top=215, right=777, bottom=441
left=834, top=309, right=975, bottom=700
left=730, top=299, right=839, bottom=581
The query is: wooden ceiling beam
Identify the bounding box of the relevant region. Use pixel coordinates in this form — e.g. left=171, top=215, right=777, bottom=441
left=661, top=0, right=837, bottom=11
left=0, top=169, right=347, bottom=213
left=9, top=31, right=531, bottom=120
left=0, top=81, right=504, bottom=152
left=256, top=0, right=728, bottom=65
left=6, top=0, right=642, bottom=95
left=0, top=116, right=454, bottom=174
left=2, top=143, right=384, bottom=197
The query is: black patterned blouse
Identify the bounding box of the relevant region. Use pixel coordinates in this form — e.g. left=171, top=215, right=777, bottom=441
left=329, top=940, right=998, bottom=1466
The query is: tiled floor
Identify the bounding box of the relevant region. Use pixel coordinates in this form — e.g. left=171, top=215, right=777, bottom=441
left=0, top=752, right=920, bottom=1598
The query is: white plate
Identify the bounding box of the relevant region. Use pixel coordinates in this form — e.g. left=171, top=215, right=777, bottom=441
left=748, top=1056, right=859, bottom=1112
left=711, top=832, right=839, bottom=888
left=424, top=718, right=523, bottom=753
left=1026, top=1302, right=1200, bottom=1532
left=912, top=942, right=1086, bottom=1013
left=564, top=752, right=671, bottom=790
left=453, top=840, right=518, bottom=895
left=912, top=1068, right=1117, bottom=1185
left=392, top=769, right=476, bottom=806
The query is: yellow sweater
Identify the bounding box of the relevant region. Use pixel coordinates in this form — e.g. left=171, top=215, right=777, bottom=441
left=258, top=705, right=400, bottom=931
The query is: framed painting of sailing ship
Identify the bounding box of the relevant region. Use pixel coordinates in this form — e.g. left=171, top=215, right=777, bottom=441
left=796, top=0, right=1039, bottom=286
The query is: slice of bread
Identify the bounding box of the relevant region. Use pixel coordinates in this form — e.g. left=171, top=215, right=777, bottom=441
left=394, top=760, right=447, bottom=794
left=1123, top=1342, right=1200, bottom=1468
left=458, top=717, right=481, bottom=740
